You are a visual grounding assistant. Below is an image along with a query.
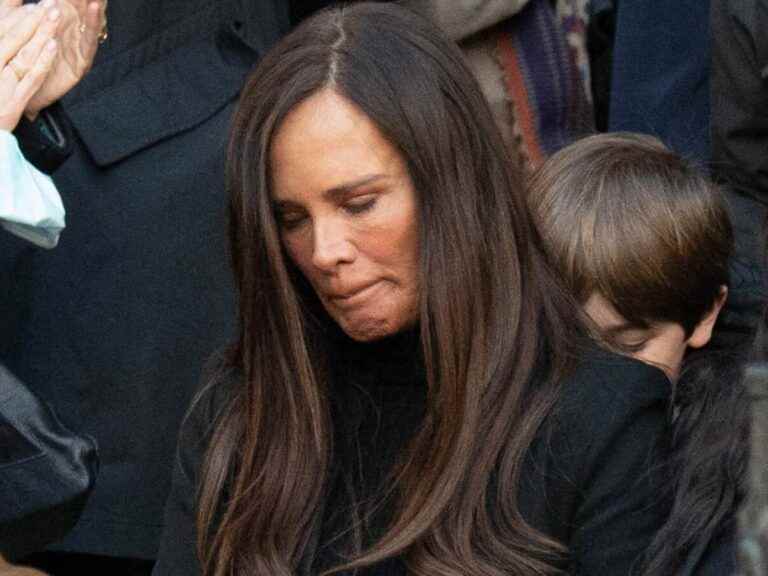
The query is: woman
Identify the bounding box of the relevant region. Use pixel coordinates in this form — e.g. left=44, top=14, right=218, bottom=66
left=153, top=4, right=670, bottom=575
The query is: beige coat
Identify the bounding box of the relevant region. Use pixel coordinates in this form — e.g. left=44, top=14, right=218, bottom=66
left=405, top=0, right=532, bottom=171
left=406, top=0, right=531, bottom=42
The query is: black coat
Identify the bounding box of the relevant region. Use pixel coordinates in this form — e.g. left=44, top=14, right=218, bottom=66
left=711, top=0, right=768, bottom=209
left=709, top=0, right=768, bottom=354
left=153, top=336, right=672, bottom=576
left=1, top=0, right=289, bottom=559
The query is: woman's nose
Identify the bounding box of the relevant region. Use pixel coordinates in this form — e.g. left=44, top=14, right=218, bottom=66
left=311, top=219, right=355, bottom=271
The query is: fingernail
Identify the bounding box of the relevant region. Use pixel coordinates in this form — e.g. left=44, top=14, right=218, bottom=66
left=42, top=0, right=55, bottom=7
left=48, top=7, right=60, bottom=20
left=45, top=38, right=57, bottom=51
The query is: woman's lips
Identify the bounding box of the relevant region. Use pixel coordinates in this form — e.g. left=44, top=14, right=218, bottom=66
left=326, top=281, right=381, bottom=306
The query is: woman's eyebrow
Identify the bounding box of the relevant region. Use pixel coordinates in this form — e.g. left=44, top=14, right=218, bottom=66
left=322, top=174, right=387, bottom=202
left=273, top=174, right=388, bottom=210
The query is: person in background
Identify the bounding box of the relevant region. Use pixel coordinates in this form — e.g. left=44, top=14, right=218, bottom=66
left=607, top=0, right=710, bottom=164
left=1, top=0, right=60, bottom=132
left=0, top=1, right=101, bottom=574
left=711, top=0, right=768, bottom=222
left=408, top=0, right=593, bottom=175
left=710, top=0, right=768, bottom=354
left=527, top=132, right=745, bottom=575
left=0, top=0, right=68, bottom=249
left=2, top=0, right=289, bottom=574
left=599, top=0, right=766, bottom=356
left=153, top=5, right=670, bottom=575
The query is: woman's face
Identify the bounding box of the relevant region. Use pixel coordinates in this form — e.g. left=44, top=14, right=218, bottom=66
left=270, top=89, right=420, bottom=342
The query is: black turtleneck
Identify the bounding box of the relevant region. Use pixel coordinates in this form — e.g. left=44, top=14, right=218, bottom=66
left=312, top=329, right=425, bottom=575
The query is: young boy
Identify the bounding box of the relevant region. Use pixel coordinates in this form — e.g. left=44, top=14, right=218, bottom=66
left=527, top=132, right=733, bottom=380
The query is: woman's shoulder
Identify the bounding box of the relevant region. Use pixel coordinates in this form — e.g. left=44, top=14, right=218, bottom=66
left=556, top=347, right=672, bottom=422
left=520, top=348, right=673, bottom=570
left=534, top=347, right=673, bottom=489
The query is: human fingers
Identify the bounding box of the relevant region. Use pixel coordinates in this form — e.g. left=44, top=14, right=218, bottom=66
left=0, top=4, right=46, bottom=66
left=0, top=3, right=38, bottom=36
left=5, top=2, right=59, bottom=79
left=60, top=0, right=102, bottom=34
left=14, top=36, right=57, bottom=103
left=78, top=0, right=102, bottom=62
left=0, top=0, right=23, bottom=18
left=63, top=0, right=83, bottom=16
left=0, top=37, right=56, bottom=130
left=0, top=0, right=23, bottom=20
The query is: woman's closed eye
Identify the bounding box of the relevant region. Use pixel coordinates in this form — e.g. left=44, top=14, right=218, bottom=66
left=276, top=209, right=308, bottom=231
left=275, top=193, right=378, bottom=230
left=343, top=195, right=377, bottom=215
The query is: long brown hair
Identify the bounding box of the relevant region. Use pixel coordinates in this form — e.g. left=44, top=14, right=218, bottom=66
left=199, top=4, right=583, bottom=575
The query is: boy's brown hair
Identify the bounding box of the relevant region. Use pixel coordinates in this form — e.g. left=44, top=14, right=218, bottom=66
left=527, top=132, right=733, bottom=337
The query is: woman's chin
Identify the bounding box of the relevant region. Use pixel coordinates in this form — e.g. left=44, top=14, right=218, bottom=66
left=324, top=294, right=419, bottom=342
left=338, top=317, right=399, bottom=342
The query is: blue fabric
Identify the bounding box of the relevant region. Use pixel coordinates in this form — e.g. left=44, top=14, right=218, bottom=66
left=609, top=0, right=710, bottom=163
left=0, top=131, right=65, bottom=248
left=588, top=0, right=614, bottom=16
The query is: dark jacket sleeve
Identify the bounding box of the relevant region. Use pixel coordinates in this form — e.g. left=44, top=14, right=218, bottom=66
left=710, top=254, right=768, bottom=353
left=152, top=377, right=235, bottom=576
left=709, top=0, right=768, bottom=353
left=521, top=354, right=671, bottom=575
left=711, top=0, right=768, bottom=205
left=0, top=364, right=98, bottom=560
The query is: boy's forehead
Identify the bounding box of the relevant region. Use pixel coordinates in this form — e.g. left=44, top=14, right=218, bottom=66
left=582, top=292, right=663, bottom=339
left=583, top=293, right=632, bottom=332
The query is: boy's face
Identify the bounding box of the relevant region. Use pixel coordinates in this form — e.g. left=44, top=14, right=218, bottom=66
left=583, top=293, right=688, bottom=380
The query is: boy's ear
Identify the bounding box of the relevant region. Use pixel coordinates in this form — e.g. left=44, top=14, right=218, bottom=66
left=687, top=285, right=729, bottom=349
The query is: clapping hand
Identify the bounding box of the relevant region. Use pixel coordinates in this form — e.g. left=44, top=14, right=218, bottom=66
left=0, top=0, right=60, bottom=131
left=24, top=0, right=106, bottom=120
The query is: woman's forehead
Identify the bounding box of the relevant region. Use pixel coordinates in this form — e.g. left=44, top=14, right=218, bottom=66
left=270, top=90, right=408, bottom=204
